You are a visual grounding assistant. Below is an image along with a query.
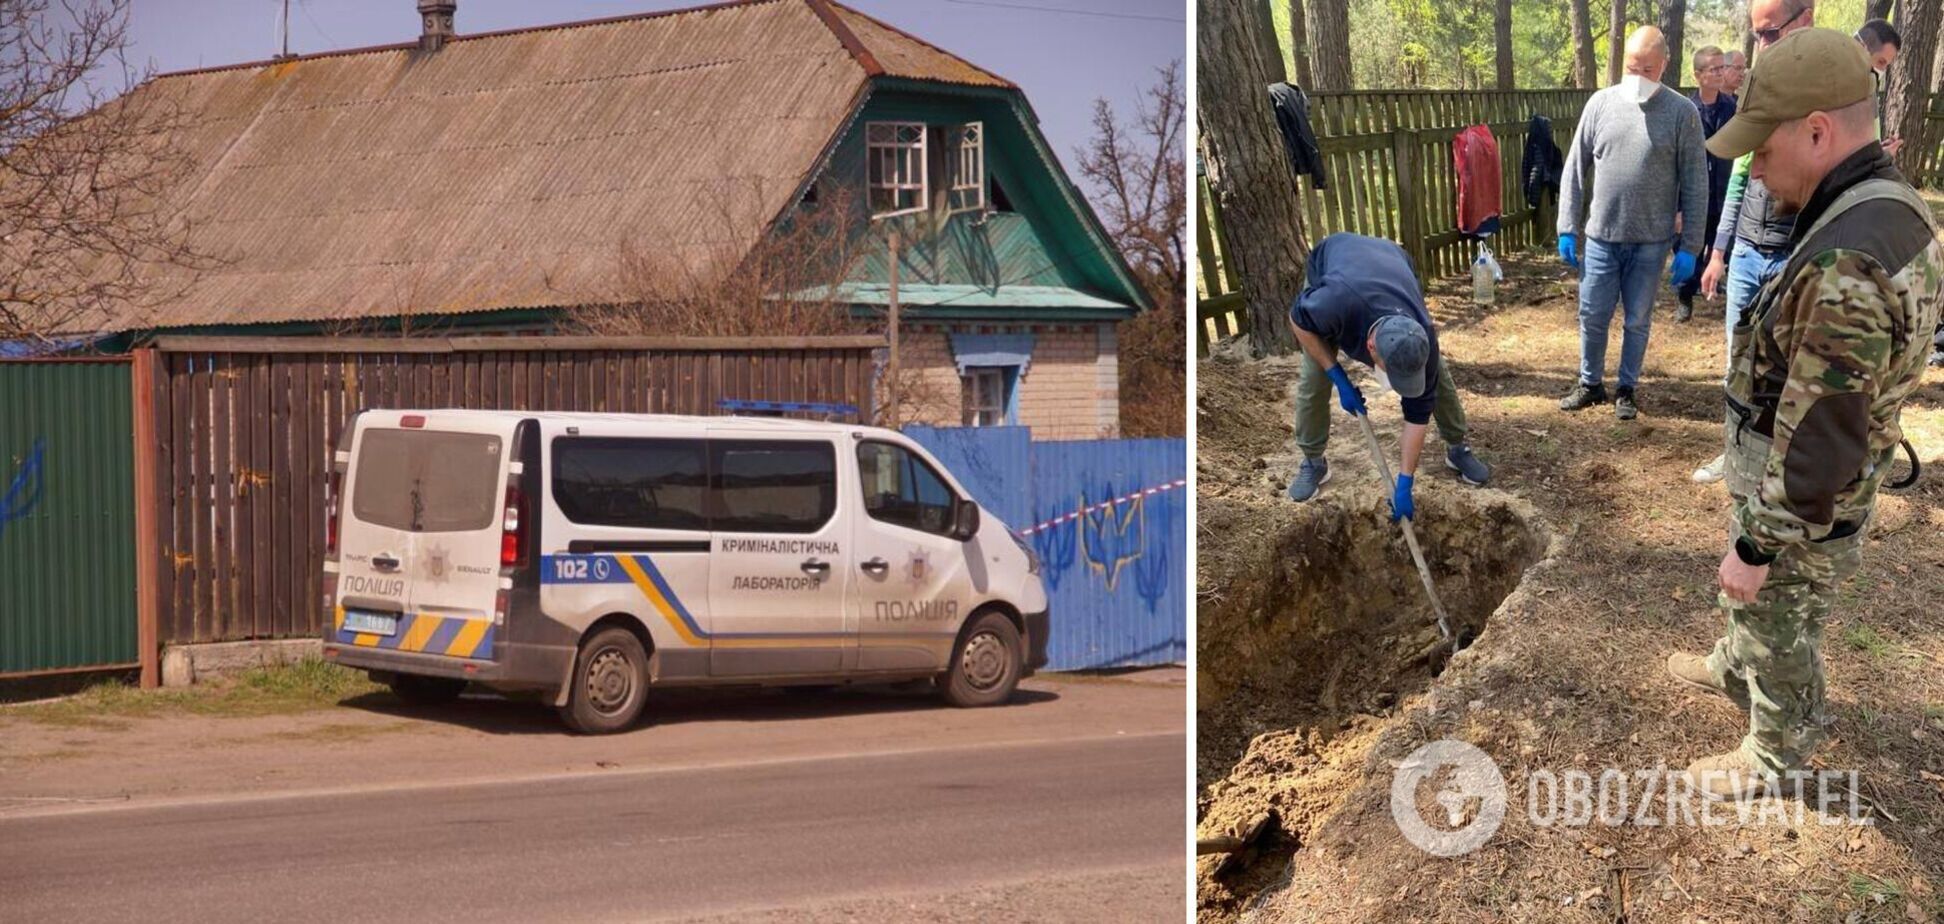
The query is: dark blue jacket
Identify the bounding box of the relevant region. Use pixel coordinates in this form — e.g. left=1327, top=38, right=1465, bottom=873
left=1288, top=233, right=1442, bottom=425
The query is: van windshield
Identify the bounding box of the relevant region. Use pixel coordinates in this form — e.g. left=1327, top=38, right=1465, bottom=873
left=352, top=429, right=503, bottom=533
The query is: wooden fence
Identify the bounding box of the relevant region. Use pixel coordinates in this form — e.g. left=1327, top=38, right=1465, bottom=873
left=140, top=336, right=880, bottom=651
left=1198, top=87, right=1944, bottom=354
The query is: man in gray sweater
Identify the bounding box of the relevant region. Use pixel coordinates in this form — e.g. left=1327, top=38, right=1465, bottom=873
left=1557, top=26, right=1709, bottom=420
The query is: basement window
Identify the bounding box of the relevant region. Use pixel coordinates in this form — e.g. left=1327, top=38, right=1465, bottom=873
left=868, top=121, right=928, bottom=218
left=946, top=122, right=985, bottom=215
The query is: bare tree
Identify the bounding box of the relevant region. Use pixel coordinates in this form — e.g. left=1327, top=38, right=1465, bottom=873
left=1495, top=0, right=1514, bottom=89
left=1658, top=0, right=1686, bottom=87
left=1284, top=0, right=1314, bottom=89
left=1308, top=0, right=1352, bottom=90
left=1569, top=0, right=1598, bottom=87
left=1884, top=0, right=1937, bottom=179
left=1250, top=0, right=1284, bottom=83
left=573, top=178, right=871, bottom=339
left=1198, top=0, right=1308, bottom=355
left=0, top=0, right=205, bottom=346
left=1607, top=0, right=1627, bottom=85
left=1866, top=0, right=1894, bottom=21
left=1075, top=63, right=1184, bottom=438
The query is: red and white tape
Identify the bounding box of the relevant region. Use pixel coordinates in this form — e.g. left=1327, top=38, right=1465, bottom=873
left=1013, top=478, right=1188, bottom=536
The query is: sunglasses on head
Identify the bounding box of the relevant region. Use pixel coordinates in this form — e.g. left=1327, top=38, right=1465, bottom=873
left=1754, top=6, right=1805, bottom=45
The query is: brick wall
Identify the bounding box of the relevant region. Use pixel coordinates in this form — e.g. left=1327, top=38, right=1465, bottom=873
left=896, top=322, right=1120, bottom=440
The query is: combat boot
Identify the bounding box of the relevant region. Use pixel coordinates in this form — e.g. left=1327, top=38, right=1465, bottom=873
left=1682, top=749, right=1777, bottom=801
left=1666, top=652, right=1748, bottom=710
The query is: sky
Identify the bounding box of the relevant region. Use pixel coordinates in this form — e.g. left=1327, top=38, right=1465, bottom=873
left=119, top=0, right=1185, bottom=186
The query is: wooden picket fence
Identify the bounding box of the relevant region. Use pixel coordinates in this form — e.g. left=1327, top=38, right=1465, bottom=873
left=1198, top=87, right=1944, bottom=354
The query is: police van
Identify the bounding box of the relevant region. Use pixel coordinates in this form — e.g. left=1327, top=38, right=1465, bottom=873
left=322, top=410, right=1049, bottom=733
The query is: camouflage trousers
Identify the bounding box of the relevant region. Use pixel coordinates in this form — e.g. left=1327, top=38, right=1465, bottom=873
left=1704, top=510, right=1866, bottom=775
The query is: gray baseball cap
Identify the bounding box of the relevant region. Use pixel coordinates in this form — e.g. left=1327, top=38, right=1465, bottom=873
left=1370, top=315, right=1430, bottom=397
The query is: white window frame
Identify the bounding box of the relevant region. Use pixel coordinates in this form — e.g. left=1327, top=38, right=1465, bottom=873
left=961, top=367, right=1009, bottom=427
left=946, top=122, right=985, bottom=215
left=867, top=121, right=928, bottom=218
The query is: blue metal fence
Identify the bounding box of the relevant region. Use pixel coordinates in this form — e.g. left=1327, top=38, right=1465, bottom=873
left=905, top=426, right=1186, bottom=671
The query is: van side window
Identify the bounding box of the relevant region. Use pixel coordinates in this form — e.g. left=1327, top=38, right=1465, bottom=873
left=857, top=442, right=956, bottom=536
left=711, top=440, right=836, bottom=534
left=553, top=438, right=708, bottom=531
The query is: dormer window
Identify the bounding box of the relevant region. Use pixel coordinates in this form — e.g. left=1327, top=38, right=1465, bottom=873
left=868, top=122, right=927, bottom=218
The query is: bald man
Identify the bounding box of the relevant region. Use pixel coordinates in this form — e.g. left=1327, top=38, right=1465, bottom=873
left=1557, top=26, right=1708, bottom=421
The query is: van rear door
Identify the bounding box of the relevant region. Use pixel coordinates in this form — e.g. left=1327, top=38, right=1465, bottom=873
left=337, top=415, right=510, bottom=660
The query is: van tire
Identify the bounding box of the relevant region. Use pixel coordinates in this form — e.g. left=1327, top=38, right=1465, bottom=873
left=559, top=627, right=649, bottom=734
left=389, top=675, right=467, bottom=706
left=941, top=612, right=1022, bottom=708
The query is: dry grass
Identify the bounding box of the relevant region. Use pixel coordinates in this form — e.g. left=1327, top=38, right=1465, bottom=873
left=0, top=659, right=379, bottom=730
left=1197, top=229, right=1944, bottom=923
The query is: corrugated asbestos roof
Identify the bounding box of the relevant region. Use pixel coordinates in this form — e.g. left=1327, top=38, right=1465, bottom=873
left=68, top=0, right=1013, bottom=333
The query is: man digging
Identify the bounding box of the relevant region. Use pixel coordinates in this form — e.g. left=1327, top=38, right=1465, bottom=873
left=1283, top=233, right=1492, bottom=518
left=1665, top=29, right=1944, bottom=800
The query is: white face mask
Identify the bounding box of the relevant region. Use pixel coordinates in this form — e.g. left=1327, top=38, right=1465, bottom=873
left=1622, top=74, right=1661, bottom=104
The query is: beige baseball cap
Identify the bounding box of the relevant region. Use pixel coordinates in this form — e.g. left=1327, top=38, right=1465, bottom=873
left=1706, top=28, right=1876, bottom=159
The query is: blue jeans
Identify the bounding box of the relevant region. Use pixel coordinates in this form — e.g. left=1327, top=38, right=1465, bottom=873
left=1578, top=237, right=1671, bottom=391
left=1723, top=244, right=1790, bottom=375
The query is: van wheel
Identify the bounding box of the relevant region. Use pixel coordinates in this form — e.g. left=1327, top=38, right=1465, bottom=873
left=941, top=612, right=1022, bottom=708
left=389, top=675, right=467, bottom=706
left=558, top=627, right=649, bottom=734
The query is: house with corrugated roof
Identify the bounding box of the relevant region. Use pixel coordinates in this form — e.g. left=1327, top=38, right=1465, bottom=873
left=64, top=0, right=1148, bottom=439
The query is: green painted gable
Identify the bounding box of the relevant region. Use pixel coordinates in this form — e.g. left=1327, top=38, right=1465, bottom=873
left=805, top=80, right=1148, bottom=322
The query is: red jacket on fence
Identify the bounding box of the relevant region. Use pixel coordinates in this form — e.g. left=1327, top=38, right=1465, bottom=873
left=1453, top=125, right=1502, bottom=237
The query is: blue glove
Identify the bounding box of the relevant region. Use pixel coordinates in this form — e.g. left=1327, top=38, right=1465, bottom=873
left=1558, top=233, right=1578, bottom=269
left=1669, top=250, right=1697, bottom=287
left=1324, top=364, right=1366, bottom=416
left=1391, top=474, right=1415, bottom=523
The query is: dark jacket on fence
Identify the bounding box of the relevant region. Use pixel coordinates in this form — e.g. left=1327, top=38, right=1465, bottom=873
left=1520, top=113, right=1564, bottom=209
left=1267, top=82, right=1327, bottom=189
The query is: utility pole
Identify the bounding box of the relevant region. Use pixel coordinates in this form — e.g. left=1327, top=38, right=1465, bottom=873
left=886, top=226, right=901, bottom=428
left=280, top=0, right=291, bottom=59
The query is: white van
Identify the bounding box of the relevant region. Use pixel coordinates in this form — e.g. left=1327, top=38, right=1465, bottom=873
left=321, top=410, right=1049, bottom=733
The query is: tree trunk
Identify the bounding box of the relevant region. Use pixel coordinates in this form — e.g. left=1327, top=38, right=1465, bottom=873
left=1607, top=0, right=1626, bottom=86
left=1866, top=0, right=1894, bottom=22
left=1495, top=0, right=1514, bottom=89
left=1569, top=0, right=1598, bottom=88
left=1658, top=0, right=1686, bottom=88
left=1251, top=0, right=1285, bottom=81
left=1308, top=0, right=1352, bottom=90
left=1884, top=0, right=1938, bottom=179
left=1739, top=2, right=1755, bottom=65
left=1286, top=0, right=1314, bottom=88
left=1198, top=0, right=1309, bottom=355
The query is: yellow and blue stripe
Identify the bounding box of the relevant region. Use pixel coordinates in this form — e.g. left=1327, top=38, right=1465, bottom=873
left=332, top=607, right=496, bottom=660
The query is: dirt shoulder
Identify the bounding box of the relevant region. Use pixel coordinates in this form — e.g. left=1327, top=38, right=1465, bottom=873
left=0, top=667, right=1184, bottom=812
left=1197, top=247, right=1944, bottom=923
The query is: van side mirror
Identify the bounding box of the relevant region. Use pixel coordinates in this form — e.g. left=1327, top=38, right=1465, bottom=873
left=951, top=499, right=980, bottom=542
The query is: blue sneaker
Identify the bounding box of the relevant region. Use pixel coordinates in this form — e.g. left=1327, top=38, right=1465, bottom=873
left=1286, top=457, right=1330, bottom=501
left=1445, top=444, right=1491, bottom=487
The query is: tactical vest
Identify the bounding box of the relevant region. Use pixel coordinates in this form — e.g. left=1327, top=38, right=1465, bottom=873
left=1723, top=177, right=1939, bottom=507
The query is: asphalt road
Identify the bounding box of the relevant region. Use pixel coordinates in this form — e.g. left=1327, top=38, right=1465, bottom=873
left=0, top=731, right=1184, bottom=922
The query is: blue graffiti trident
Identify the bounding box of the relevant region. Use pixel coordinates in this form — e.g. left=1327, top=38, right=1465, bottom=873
left=0, top=438, right=46, bottom=543
left=1133, top=494, right=1171, bottom=614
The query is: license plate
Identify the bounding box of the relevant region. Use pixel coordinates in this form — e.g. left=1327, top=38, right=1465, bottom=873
left=343, top=611, right=399, bottom=637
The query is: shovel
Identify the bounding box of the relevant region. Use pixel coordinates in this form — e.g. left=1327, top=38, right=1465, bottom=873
left=1351, top=408, right=1455, bottom=649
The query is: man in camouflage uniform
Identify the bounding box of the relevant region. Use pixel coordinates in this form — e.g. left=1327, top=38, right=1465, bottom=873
left=1664, top=28, right=1944, bottom=800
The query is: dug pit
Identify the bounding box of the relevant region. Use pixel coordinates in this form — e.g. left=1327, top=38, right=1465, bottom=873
left=1195, top=426, right=1546, bottom=919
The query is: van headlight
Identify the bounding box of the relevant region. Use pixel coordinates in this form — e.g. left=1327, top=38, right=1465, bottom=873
left=1009, top=531, right=1042, bottom=575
